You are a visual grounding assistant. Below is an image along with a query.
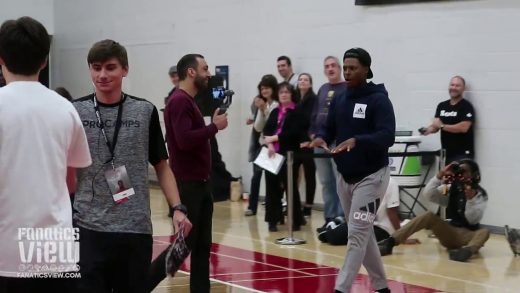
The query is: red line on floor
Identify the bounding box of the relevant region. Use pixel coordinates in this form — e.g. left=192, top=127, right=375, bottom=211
left=153, top=236, right=440, bottom=293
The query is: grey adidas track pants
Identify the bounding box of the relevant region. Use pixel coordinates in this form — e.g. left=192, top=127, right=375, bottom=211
left=335, top=166, right=390, bottom=293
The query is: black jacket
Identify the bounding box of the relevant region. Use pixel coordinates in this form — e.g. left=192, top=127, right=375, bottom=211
left=263, top=106, right=309, bottom=154
left=297, top=91, right=317, bottom=138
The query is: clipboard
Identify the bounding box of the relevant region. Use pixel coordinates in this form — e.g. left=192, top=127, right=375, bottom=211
left=253, top=147, right=285, bottom=175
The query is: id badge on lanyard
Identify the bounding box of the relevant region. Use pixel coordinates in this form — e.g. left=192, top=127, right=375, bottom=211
left=93, top=94, right=135, bottom=204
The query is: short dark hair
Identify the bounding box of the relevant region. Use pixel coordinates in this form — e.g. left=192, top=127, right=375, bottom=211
left=277, top=55, right=292, bottom=66
left=257, top=74, right=278, bottom=101
left=0, top=17, right=50, bottom=75
left=177, top=54, right=204, bottom=81
left=277, top=81, right=299, bottom=103
left=54, top=87, right=73, bottom=101
left=452, top=75, right=466, bottom=87
left=87, top=39, right=128, bottom=67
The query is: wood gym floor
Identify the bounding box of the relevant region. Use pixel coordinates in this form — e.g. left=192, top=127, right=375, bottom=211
left=148, top=188, right=519, bottom=293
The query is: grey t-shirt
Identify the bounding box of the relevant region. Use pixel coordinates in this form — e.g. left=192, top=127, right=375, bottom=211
left=72, top=94, right=167, bottom=234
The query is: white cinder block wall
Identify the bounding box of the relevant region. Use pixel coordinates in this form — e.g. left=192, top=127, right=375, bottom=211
left=22, top=0, right=515, bottom=228
left=0, top=0, right=55, bottom=34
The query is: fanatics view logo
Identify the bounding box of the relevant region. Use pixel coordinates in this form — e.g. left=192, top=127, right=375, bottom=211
left=440, top=110, right=457, bottom=117
left=17, top=227, right=80, bottom=276
left=353, top=103, right=367, bottom=119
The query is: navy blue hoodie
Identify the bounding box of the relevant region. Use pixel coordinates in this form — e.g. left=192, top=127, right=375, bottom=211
left=318, top=82, right=395, bottom=181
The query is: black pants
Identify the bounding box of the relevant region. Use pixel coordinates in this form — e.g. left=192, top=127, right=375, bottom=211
left=77, top=227, right=152, bottom=293
left=0, top=276, right=76, bottom=293
left=148, top=181, right=213, bottom=293
left=294, top=154, right=316, bottom=206
left=247, top=164, right=263, bottom=213
left=179, top=180, right=214, bottom=293
left=265, top=162, right=303, bottom=227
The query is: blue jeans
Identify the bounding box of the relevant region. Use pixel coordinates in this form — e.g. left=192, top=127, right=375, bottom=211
left=314, top=148, right=344, bottom=220
left=247, top=164, right=263, bottom=213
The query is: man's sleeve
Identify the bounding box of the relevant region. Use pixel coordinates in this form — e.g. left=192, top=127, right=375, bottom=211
left=354, top=95, right=396, bottom=150
left=385, top=178, right=400, bottom=209
left=148, top=106, right=168, bottom=166
left=67, top=110, right=92, bottom=168
left=461, top=101, right=475, bottom=122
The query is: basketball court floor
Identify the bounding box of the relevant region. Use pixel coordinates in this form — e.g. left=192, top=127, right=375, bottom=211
left=149, top=188, right=519, bottom=293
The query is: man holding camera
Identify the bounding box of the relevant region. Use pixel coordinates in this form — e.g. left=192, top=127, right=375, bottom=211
left=378, top=159, right=490, bottom=262
left=419, top=76, right=474, bottom=163
left=164, top=54, right=228, bottom=293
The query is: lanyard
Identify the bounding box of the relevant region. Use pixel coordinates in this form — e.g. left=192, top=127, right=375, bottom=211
left=93, top=94, right=124, bottom=168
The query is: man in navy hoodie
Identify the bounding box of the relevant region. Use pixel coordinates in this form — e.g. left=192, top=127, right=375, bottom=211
left=309, top=48, right=395, bottom=293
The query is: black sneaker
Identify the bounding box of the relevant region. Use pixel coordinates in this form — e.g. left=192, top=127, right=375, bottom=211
left=333, top=216, right=346, bottom=225
left=268, top=223, right=278, bottom=232
left=318, top=230, right=328, bottom=243
left=378, top=237, right=396, bottom=256
left=449, top=247, right=472, bottom=262
left=316, top=218, right=334, bottom=233
left=303, top=206, right=312, bottom=216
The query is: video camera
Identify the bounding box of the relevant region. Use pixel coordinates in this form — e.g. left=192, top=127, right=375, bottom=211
left=195, top=75, right=235, bottom=117
left=212, top=86, right=234, bottom=115
left=444, top=162, right=466, bottom=185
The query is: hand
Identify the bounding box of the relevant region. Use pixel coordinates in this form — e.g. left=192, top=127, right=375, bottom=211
left=213, top=109, right=228, bottom=130
left=308, top=137, right=329, bottom=151
left=246, top=118, right=254, bottom=125
left=173, top=210, right=192, bottom=236
left=423, top=127, right=434, bottom=135
left=403, top=238, right=421, bottom=245
left=267, top=144, right=276, bottom=158
left=300, top=141, right=311, bottom=148
left=264, top=135, right=278, bottom=144
left=254, top=96, right=266, bottom=110
left=332, top=138, right=356, bottom=154
left=463, top=184, right=477, bottom=200
left=437, top=163, right=455, bottom=181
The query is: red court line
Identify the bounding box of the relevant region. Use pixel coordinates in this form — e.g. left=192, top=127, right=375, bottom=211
left=153, top=236, right=440, bottom=293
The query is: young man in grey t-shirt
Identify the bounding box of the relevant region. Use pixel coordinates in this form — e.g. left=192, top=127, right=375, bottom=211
left=70, top=40, right=190, bottom=293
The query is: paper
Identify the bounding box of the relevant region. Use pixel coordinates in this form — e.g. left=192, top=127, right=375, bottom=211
left=254, top=147, right=285, bottom=175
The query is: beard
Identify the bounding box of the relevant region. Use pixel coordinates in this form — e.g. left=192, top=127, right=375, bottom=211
left=194, top=74, right=208, bottom=91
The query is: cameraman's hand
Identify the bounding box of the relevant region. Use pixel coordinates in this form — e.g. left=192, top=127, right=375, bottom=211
left=213, top=109, right=228, bottom=130
left=437, top=163, right=454, bottom=179
left=246, top=118, right=254, bottom=125
left=463, top=184, right=478, bottom=200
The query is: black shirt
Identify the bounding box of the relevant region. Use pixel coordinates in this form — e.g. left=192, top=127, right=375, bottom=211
left=435, top=98, right=475, bottom=161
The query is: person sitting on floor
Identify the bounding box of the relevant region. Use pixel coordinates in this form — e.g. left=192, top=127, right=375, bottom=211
left=378, top=159, right=490, bottom=262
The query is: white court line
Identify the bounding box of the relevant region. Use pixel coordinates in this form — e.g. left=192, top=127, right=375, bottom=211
left=160, top=270, right=267, bottom=293
left=210, top=231, right=507, bottom=291
left=211, top=251, right=317, bottom=277
left=230, top=273, right=339, bottom=284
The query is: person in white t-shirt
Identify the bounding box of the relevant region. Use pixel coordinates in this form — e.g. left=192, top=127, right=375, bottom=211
left=0, top=17, right=91, bottom=292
